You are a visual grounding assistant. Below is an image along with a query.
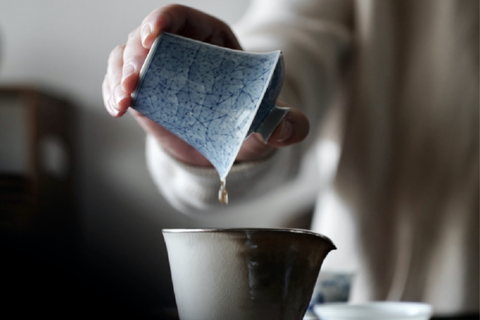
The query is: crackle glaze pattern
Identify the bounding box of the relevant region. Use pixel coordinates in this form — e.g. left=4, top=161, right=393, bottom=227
left=131, top=33, right=283, bottom=179
left=162, top=228, right=336, bottom=320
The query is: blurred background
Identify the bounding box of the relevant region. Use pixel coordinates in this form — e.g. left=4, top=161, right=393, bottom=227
left=0, top=1, right=253, bottom=318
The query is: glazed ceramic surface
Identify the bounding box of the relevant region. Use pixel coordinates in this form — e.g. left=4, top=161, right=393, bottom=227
left=313, top=302, right=433, bottom=320
left=132, top=33, right=286, bottom=179
left=310, top=270, right=353, bottom=304
left=162, top=228, right=336, bottom=320
left=304, top=270, right=354, bottom=319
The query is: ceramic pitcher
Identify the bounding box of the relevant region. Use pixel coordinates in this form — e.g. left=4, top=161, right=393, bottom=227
left=163, top=228, right=336, bottom=320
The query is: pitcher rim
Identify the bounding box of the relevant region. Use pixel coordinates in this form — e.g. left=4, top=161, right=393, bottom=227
left=162, top=228, right=336, bottom=249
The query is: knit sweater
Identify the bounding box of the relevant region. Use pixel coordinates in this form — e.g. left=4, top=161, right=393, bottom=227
left=146, top=0, right=479, bottom=315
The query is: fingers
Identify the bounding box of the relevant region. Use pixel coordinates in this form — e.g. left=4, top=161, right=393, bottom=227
left=140, top=4, right=242, bottom=50
left=121, top=26, right=149, bottom=93
left=237, top=102, right=310, bottom=162
left=140, top=6, right=172, bottom=48
left=267, top=106, right=310, bottom=148
left=103, top=25, right=149, bottom=117
left=111, top=26, right=149, bottom=115
left=104, top=4, right=243, bottom=119
left=103, top=44, right=126, bottom=117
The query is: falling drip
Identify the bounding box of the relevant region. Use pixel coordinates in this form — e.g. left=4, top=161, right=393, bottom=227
left=218, top=178, right=228, bottom=205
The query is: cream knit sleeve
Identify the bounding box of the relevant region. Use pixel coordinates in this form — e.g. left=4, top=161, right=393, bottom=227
left=145, top=0, right=352, bottom=214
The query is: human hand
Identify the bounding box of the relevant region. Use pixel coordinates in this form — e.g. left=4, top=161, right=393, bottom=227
left=102, top=4, right=309, bottom=167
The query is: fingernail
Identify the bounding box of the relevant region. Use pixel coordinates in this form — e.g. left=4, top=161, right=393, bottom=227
left=114, top=85, right=126, bottom=107
left=141, top=24, right=152, bottom=46
left=108, top=95, right=119, bottom=115
left=276, top=120, right=293, bottom=142
left=122, top=64, right=134, bottom=82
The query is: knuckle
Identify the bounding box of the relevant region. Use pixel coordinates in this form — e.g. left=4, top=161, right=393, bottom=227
left=114, top=44, right=126, bottom=53
left=108, top=44, right=125, bottom=61
left=163, top=3, right=183, bottom=11
left=159, top=3, right=186, bottom=19
left=127, top=30, right=137, bottom=41
left=123, top=54, right=145, bottom=68
left=143, top=4, right=179, bottom=25
left=102, top=75, right=110, bottom=89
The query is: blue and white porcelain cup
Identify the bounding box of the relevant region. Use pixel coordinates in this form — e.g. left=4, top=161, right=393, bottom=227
left=311, top=270, right=354, bottom=304
left=131, top=32, right=288, bottom=180
left=304, top=270, right=354, bottom=319
left=313, top=302, right=433, bottom=320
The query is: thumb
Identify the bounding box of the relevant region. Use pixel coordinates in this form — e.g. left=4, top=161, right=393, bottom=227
left=267, top=106, right=310, bottom=147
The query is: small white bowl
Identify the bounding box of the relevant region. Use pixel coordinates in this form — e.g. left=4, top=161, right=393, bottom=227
left=313, top=301, right=433, bottom=320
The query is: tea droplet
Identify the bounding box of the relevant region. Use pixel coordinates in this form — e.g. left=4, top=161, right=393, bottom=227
left=218, top=178, right=228, bottom=205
